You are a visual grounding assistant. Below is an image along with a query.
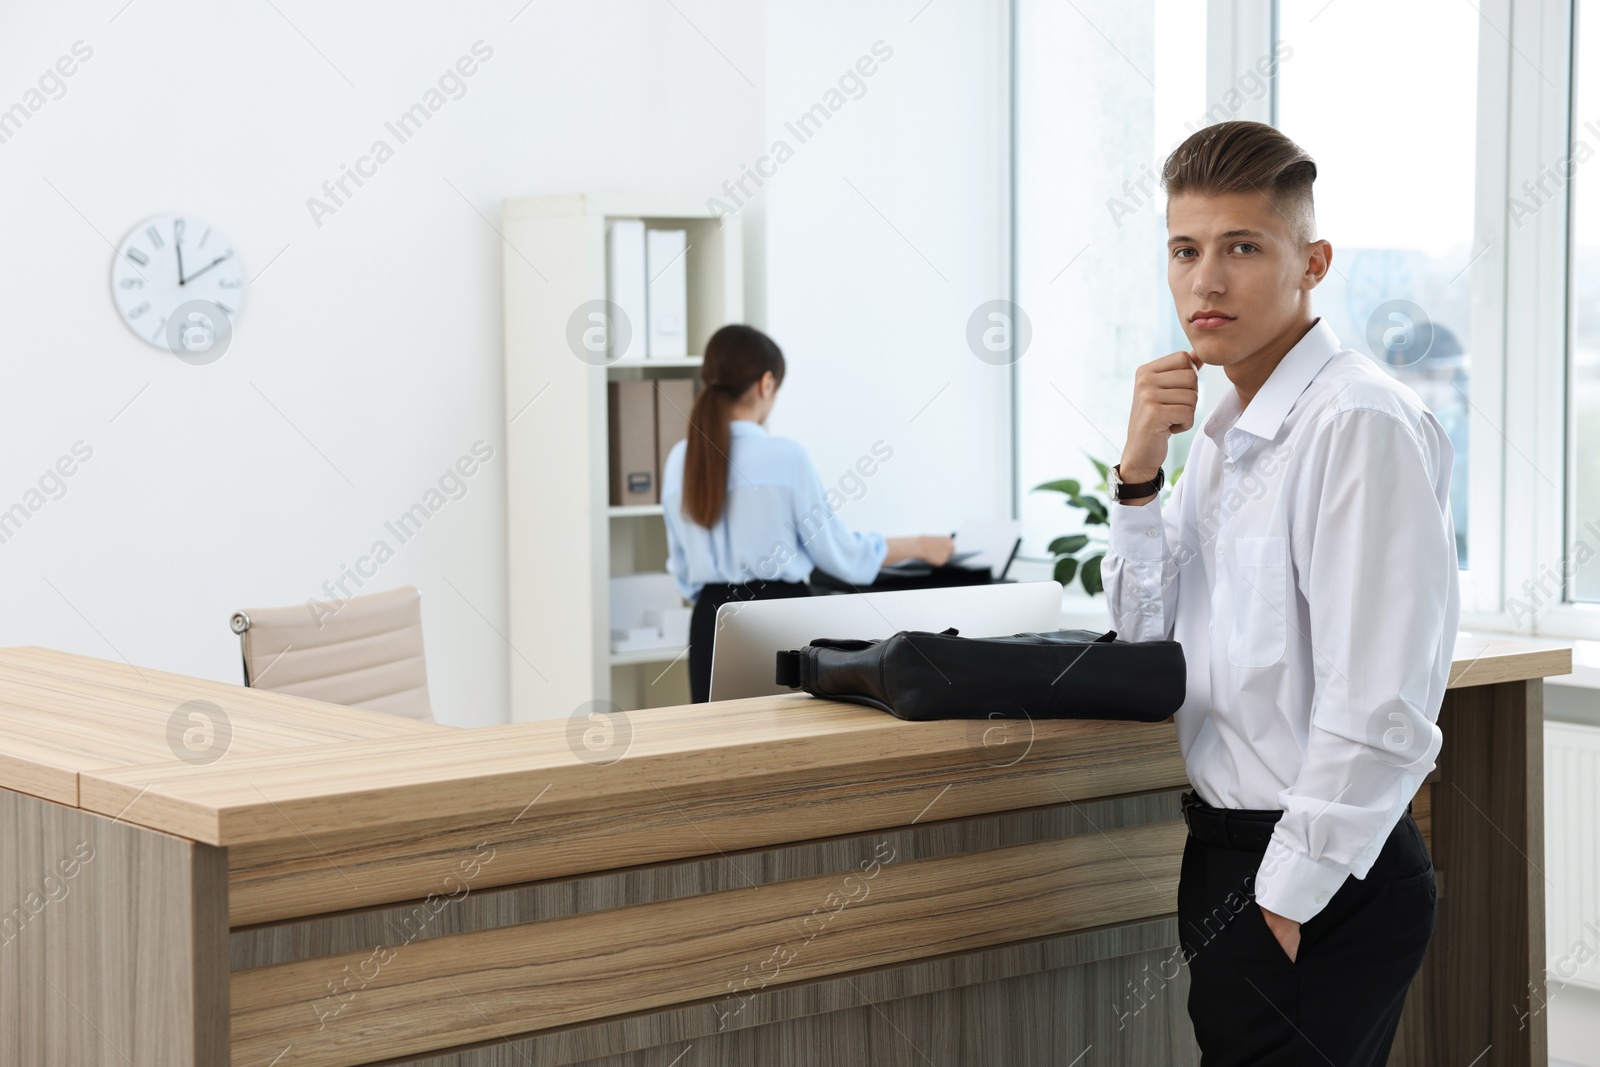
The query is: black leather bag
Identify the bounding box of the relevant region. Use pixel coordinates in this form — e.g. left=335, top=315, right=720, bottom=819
left=774, top=627, right=1184, bottom=723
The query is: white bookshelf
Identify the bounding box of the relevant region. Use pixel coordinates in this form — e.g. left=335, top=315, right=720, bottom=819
left=608, top=645, right=689, bottom=667
left=501, top=194, right=743, bottom=720
left=612, top=355, right=704, bottom=369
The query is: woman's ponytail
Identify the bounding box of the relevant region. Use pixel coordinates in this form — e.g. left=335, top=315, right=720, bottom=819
left=683, top=325, right=785, bottom=527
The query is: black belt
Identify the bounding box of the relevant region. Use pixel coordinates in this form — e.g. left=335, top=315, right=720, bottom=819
left=1180, top=789, right=1413, bottom=853
left=1179, top=789, right=1282, bottom=851
left=698, top=580, right=809, bottom=599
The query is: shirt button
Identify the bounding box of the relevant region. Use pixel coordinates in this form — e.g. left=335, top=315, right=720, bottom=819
left=1223, top=458, right=1235, bottom=471
left=1144, top=527, right=1158, bottom=538
left=1315, top=891, right=1329, bottom=905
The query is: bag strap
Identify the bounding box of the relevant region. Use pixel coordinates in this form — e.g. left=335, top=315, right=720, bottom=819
left=775, top=649, right=803, bottom=688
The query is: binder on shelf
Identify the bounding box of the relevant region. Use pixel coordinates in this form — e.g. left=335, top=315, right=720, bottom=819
left=654, top=378, right=694, bottom=493
left=645, top=228, right=689, bottom=358
left=606, top=219, right=647, bottom=363
left=608, top=380, right=657, bottom=506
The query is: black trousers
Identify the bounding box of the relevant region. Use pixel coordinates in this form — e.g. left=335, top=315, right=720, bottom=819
left=1176, top=796, right=1437, bottom=1065
left=687, top=579, right=812, bottom=703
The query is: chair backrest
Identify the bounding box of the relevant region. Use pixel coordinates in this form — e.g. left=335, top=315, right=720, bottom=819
left=230, top=585, right=435, bottom=722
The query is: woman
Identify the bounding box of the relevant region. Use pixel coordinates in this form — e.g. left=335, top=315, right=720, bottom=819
left=661, top=324, right=954, bottom=703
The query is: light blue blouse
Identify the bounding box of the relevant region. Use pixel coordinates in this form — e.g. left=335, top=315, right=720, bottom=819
left=660, top=420, right=888, bottom=602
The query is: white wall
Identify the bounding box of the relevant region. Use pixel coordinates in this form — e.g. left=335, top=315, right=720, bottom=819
left=0, top=0, right=1011, bottom=724
left=0, top=0, right=766, bottom=726
left=758, top=2, right=1013, bottom=546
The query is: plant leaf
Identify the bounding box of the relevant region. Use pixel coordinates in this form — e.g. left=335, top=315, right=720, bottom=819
left=1077, top=495, right=1109, bottom=524
left=1081, top=553, right=1104, bottom=596
left=1053, top=556, right=1079, bottom=587
left=1033, top=478, right=1081, bottom=496
left=1088, top=455, right=1110, bottom=492
left=1047, top=533, right=1090, bottom=555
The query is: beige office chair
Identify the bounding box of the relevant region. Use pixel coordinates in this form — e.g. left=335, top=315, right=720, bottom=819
left=230, top=585, right=436, bottom=722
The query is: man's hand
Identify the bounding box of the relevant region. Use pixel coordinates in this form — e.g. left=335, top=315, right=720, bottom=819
left=1259, top=904, right=1301, bottom=962
left=1119, top=350, right=1202, bottom=502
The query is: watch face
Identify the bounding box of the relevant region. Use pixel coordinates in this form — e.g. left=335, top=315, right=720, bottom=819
left=111, top=214, right=243, bottom=358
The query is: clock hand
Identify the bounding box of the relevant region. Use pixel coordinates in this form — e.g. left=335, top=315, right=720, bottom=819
left=182, top=251, right=232, bottom=285
left=176, top=238, right=187, bottom=286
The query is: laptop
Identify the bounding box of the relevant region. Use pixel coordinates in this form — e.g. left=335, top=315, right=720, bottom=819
left=708, top=580, right=1064, bottom=701
left=954, top=518, right=1023, bottom=579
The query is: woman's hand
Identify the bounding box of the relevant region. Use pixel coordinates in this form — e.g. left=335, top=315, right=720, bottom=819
left=916, top=535, right=956, bottom=565
left=883, top=535, right=956, bottom=566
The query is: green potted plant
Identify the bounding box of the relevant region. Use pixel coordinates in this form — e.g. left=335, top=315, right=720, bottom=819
left=1034, top=455, right=1182, bottom=596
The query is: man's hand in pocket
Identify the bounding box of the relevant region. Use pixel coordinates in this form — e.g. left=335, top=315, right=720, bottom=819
left=1260, top=904, right=1301, bottom=962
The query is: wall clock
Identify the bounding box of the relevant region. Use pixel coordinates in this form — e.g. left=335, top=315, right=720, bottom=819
left=111, top=213, right=243, bottom=362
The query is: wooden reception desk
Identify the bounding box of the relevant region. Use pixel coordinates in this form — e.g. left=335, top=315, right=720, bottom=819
left=0, top=636, right=1570, bottom=1066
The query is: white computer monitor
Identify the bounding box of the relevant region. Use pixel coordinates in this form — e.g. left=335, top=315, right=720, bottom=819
left=708, top=581, right=1065, bottom=702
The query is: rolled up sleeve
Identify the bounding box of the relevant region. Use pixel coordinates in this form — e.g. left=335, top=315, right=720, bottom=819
left=1253, top=407, right=1458, bottom=923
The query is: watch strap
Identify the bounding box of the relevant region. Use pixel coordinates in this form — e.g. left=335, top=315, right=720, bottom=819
left=1112, top=463, right=1163, bottom=500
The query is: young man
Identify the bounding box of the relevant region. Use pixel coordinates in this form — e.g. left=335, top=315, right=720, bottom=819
left=1103, top=120, right=1459, bottom=1062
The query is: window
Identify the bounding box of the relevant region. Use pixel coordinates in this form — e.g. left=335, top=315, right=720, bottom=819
left=1012, top=0, right=1211, bottom=584
left=1013, top=0, right=1598, bottom=636
left=1275, top=0, right=1480, bottom=569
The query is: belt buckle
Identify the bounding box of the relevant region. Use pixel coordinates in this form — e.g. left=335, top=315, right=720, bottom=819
left=1179, top=790, right=1209, bottom=841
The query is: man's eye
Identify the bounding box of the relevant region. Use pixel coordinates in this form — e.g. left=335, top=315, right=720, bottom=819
left=1233, top=242, right=1257, bottom=254
left=1174, top=247, right=1195, bottom=259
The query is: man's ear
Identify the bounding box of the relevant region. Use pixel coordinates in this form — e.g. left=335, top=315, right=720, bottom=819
left=1302, top=239, right=1333, bottom=291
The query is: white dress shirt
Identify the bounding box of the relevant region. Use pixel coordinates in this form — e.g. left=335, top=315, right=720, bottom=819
left=1104, top=318, right=1460, bottom=924
left=661, top=420, right=888, bottom=602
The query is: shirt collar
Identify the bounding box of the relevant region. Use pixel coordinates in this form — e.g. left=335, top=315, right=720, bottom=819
left=1203, top=318, right=1342, bottom=451
left=730, top=419, right=767, bottom=436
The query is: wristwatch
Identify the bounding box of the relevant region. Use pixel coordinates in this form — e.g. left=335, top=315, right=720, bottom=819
left=1111, top=463, right=1164, bottom=501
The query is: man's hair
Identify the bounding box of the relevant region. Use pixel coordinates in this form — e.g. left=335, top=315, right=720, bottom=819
left=1162, top=121, right=1318, bottom=243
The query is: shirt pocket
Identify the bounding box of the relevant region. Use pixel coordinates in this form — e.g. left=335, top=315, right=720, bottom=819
left=1228, top=534, right=1288, bottom=669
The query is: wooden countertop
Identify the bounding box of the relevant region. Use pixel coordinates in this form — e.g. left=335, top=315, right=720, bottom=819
left=0, top=646, right=442, bottom=807
left=0, top=634, right=1571, bottom=851
left=1446, top=632, right=1572, bottom=688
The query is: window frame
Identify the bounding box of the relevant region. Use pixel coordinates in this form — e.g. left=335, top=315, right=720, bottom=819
left=1499, top=0, right=1585, bottom=638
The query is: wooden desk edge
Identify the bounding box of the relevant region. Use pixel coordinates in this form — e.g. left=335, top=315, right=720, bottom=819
left=3, top=639, right=1574, bottom=848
